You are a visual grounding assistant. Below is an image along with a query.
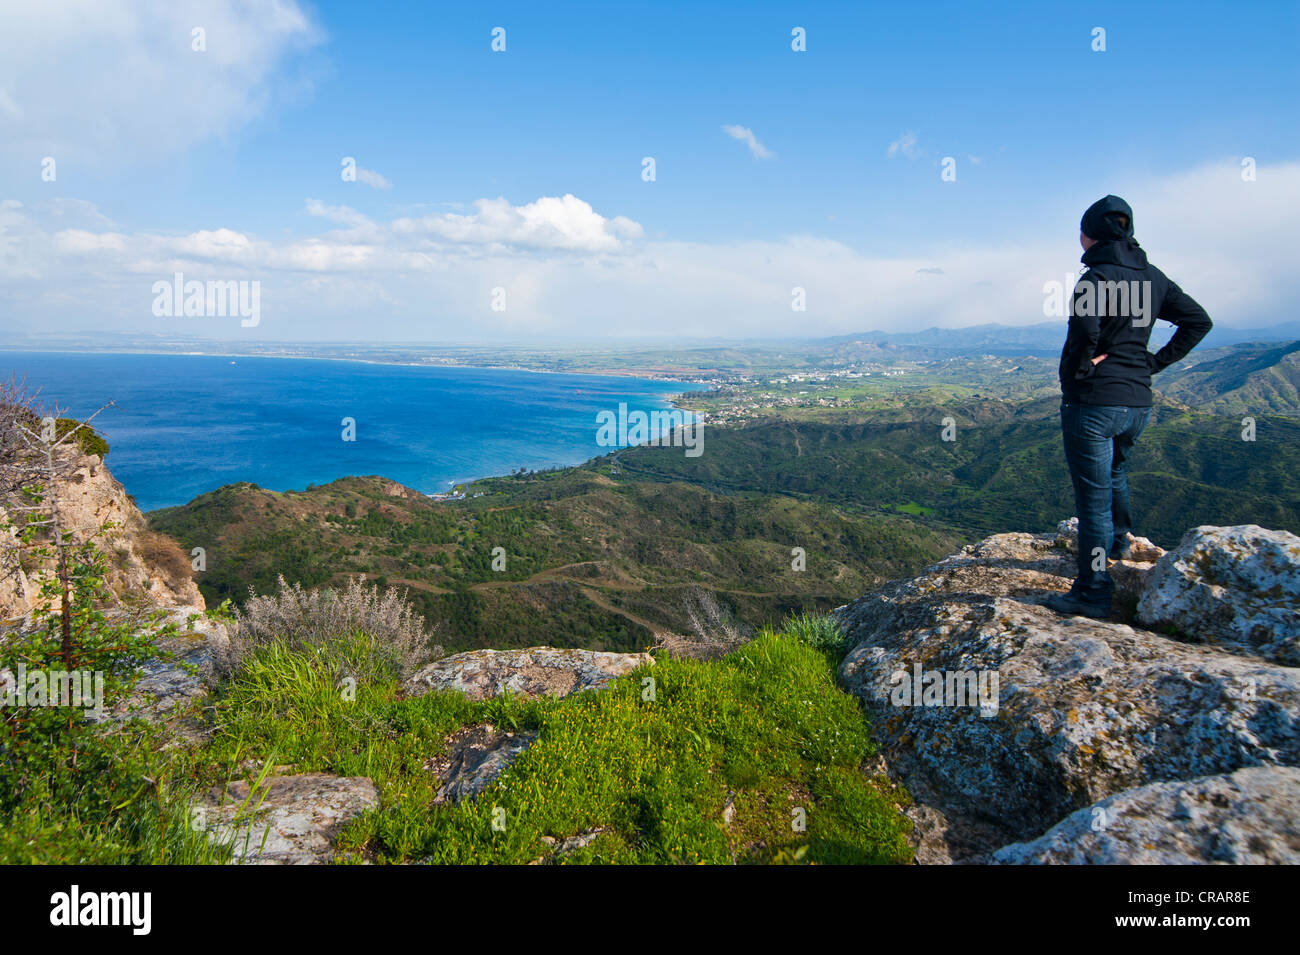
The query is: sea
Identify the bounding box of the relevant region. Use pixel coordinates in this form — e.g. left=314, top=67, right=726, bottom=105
left=0, top=351, right=706, bottom=512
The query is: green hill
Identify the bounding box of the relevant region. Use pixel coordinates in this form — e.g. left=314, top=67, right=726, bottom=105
left=148, top=470, right=959, bottom=654
left=614, top=396, right=1300, bottom=547
left=1157, top=340, right=1300, bottom=415
left=149, top=391, right=1300, bottom=653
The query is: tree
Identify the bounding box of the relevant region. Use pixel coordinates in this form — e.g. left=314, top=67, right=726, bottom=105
left=0, top=378, right=113, bottom=666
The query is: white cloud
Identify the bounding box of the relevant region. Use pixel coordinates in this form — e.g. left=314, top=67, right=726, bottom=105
left=392, top=194, right=643, bottom=252
left=887, top=131, right=920, bottom=159
left=305, top=199, right=371, bottom=228
left=722, top=125, right=775, bottom=159
left=52, top=230, right=129, bottom=255
left=1, top=161, right=1296, bottom=341
left=355, top=167, right=392, bottom=190
left=0, top=0, right=321, bottom=166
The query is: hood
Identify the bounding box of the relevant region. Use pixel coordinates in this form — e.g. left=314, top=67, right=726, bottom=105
left=1081, top=194, right=1134, bottom=242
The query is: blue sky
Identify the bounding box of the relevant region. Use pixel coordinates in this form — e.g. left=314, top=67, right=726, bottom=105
left=1, top=0, right=1297, bottom=341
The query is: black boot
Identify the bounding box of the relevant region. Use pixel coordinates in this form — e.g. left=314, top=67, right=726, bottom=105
left=1045, top=584, right=1114, bottom=619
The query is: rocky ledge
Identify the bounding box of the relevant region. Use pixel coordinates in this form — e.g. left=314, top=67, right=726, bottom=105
left=834, top=521, right=1300, bottom=864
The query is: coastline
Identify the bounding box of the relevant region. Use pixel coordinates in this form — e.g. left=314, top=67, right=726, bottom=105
left=0, top=348, right=714, bottom=510
left=0, top=344, right=723, bottom=386
left=3, top=345, right=715, bottom=423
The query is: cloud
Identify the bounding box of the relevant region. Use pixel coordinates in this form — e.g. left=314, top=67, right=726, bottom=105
left=355, top=167, right=392, bottom=190
left=722, top=125, right=775, bottom=159
left=887, top=131, right=920, bottom=159
left=1, top=161, right=1296, bottom=341
left=305, top=199, right=371, bottom=228
left=0, top=0, right=321, bottom=167
left=392, top=194, right=643, bottom=252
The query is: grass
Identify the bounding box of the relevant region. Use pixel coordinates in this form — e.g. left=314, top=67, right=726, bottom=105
left=0, top=717, right=230, bottom=865
left=3, top=612, right=909, bottom=864
left=159, top=619, right=910, bottom=865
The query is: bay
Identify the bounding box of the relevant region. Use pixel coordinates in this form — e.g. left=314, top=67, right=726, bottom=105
left=0, top=351, right=704, bottom=512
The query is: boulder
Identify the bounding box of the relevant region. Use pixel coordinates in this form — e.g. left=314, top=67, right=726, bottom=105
left=4, top=604, right=228, bottom=742
left=992, top=766, right=1300, bottom=864
left=200, top=773, right=379, bottom=865
left=73, top=606, right=230, bottom=745
left=406, top=646, right=652, bottom=701
left=834, top=526, right=1300, bottom=859
left=1137, top=525, right=1300, bottom=666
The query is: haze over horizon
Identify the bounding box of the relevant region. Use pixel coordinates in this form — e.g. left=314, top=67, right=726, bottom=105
left=2, top=0, right=1297, bottom=343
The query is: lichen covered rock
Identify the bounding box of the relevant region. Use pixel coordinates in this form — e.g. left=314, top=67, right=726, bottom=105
left=834, top=525, right=1300, bottom=860
left=426, top=723, right=537, bottom=803
left=1137, top=524, right=1300, bottom=665
left=405, top=646, right=652, bottom=701
left=992, top=766, right=1300, bottom=864
left=201, top=773, right=379, bottom=865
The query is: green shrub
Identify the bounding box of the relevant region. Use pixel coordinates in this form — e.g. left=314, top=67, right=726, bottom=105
left=55, top=417, right=109, bottom=457
left=784, top=612, right=850, bottom=658
left=0, top=545, right=217, bottom=863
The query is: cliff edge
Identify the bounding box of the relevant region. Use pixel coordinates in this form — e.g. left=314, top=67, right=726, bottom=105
left=0, top=446, right=202, bottom=621
left=835, top=520, right=1300, bottom=863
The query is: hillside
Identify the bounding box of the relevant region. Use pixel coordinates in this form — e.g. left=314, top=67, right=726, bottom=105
left=148, top=470, right=958, bottom=654
left=7, top=514, right=1293, bottom=866
left=1156, top=340, right=1300, bottom=415
left=146, top=390, right=1300, bottom=654
left=6, top=395, right=1298, bottom=867
left=617, top=396, right=1300, bottom=547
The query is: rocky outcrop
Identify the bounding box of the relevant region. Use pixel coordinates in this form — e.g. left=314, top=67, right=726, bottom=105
left=992, top=766, right=1300, bottom=864
left=108, top=607, right=229, bottom=740
left=426, top=724, right=538, bottom=803
left=834, top=522, right=1300, bottom=864
left=1137, top=524, right=1300, bottom=666
left=406, top=646, right=653, bottom=701
left=0, top=448, right=202, bottom=621
left=5, top=602, right=229, bottom=741
left=200, top=773, right=379, bottom=865
left=374, top=477, right=427, bottom=500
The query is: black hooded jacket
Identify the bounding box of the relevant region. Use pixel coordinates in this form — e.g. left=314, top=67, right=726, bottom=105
left=1059, top=198, right=1213, bottom=407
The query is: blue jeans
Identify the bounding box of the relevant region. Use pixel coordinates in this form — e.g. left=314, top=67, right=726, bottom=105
left=1060, top=401, right=1151, bottom=592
